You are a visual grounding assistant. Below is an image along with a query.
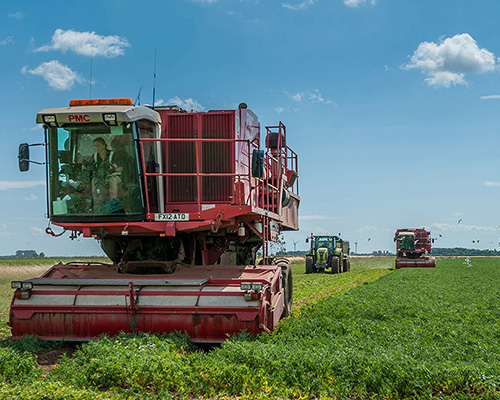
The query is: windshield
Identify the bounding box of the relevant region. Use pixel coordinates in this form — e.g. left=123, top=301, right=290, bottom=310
left=48, top=123, right=143, bottom=219
left=397, top=234, right=415, bottom=251
left=315, top=237, right=334, bottom=250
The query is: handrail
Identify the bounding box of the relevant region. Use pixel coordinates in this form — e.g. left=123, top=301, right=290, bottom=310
left=137, top=123, right=299, bottom=260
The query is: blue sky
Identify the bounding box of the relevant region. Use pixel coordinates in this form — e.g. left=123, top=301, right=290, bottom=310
left=2, top=0, right=500, bottom=256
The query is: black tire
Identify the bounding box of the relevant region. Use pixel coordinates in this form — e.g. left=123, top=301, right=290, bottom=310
left=272, top=257, right=288, bottom=265
left=331, top=256, right=340, bottom=274
left=279, top=262, right=293, bottom=318
left=346, top=259, right=351, bottom=272
left=305, top=256, right=315, bottom=274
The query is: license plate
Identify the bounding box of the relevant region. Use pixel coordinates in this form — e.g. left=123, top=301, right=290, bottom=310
left=154, top=213, right=189, bottom=221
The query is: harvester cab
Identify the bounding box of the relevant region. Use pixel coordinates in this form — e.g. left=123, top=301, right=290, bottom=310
left=394, top=228, right=435, bottom=268
left=33, top=98, right=163, bottom=221
left=11, top=98, right=300, bottom=342
left=305, top=234, right=350, bottom=274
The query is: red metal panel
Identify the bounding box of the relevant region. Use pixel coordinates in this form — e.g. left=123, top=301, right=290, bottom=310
left=165, top=114, right=198, bottom=203
left=201, top=113, right=234, bottom=202
left=9, top=263, right=283, bottom=342
left=395, top=257, right=436, bottom=268
left=11, top=312, right=261, bottom=342
left=157, top=111, right=237, bottom=206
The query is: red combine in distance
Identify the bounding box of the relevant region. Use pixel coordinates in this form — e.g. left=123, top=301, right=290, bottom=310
left=11, top=99, right=300, bottom=343
left=394, top=228, right=436, bottom=268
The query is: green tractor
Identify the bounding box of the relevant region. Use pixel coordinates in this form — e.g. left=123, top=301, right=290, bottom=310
left=305, top=234, right=350, bottom=274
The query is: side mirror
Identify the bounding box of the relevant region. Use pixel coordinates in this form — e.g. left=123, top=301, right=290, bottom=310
left=251, top=149, right=264, bottom=178
left=18, top=143, right=30, bottom=172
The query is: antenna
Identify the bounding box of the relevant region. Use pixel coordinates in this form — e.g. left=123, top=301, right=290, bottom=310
left=135, top=87, right=143, bottom=105
left=152, top=49, right=157, bottom=107
left=89, top=48, right=93, bottom=99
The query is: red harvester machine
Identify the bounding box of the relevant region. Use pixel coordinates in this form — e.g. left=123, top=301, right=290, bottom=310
left=394, top=228, right=435, bottom=268
left=11, top=99, right=299, bottom=342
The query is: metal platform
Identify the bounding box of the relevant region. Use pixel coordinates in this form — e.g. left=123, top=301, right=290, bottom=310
left=395, top=257, right=436, bottom=269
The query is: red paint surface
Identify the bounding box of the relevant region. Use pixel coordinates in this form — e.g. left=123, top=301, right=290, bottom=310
left=10, top=263, right=283, bottom=342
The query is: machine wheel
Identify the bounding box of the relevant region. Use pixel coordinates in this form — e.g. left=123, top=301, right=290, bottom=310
left=342, top=259, right=350, bottom=273
left=278, top=261, right=293, bottom=318
left=305, top=256, right=315, bottom=274
left=272, top=257, right=288, bottom=265
left=331, top=256, right=340, bottom=274
left=345, top=259, right=351, bottom=272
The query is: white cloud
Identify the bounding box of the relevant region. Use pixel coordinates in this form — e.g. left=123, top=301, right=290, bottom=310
left=8, top=12, right=25, bottom=19
left=344, top=0, right=376, bottom=7
left=308, top=89, right=333, bottom=104
left=0, top=224, right=8, bottom=238
left=0, top=37, right=13, bottom=45
left=431, top=222, right=496, bottom=232
left=300, top=215, right=330, bottom=221
left=191, top=0, right=218, bottom=3
left=480, top=95, right=500, bottom=100
left=484, top=181, right=500, bottom=187
left=285, top=89, right=335, bottom=106
left=22, top=60, right=83, bottom=90
left=282, top=0, right=315, bottom=10
left=273, top=106, right=299, bottom=114
left=403, top=33, right=497, bottom=88
left=355, top=225, right=391, bottom=233
left=165, top=96, right=205, bottom=111
left=24, top=194, right=39, bottom=201
left=358, top=225, right=378, bottom=232
left=311, top=227, right=330, bottom=235
left=0, top=181, right=45, bottom=190
left=30, top=227, right=45, bottom=236
left=35, top=29, right=130, bottom=58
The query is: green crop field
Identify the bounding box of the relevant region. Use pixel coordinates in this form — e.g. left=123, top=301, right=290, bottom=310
left=0, top=257, right=498, bottom=399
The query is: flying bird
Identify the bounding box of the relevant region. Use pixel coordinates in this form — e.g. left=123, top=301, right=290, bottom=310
left=458, top=219, right=462, bottom=224
left=368, top=237, right=371, bottom=241
left=439, top=234, right=442, bottom=237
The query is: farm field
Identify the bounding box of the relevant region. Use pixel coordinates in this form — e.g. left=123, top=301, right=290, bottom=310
left=0, top=257, right=499, bottom=399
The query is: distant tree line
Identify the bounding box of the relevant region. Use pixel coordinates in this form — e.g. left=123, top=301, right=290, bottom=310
left=0, top=250, right=46, bottom=259
left=371, top=250, right=395, bottom=256
left=16, top=250, right=45, bottom=258
left=432, top=248, right=500, bottom=256
left=274, top=248, right=500, bottom=257
left=284, top=251, right=308, bottom=256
